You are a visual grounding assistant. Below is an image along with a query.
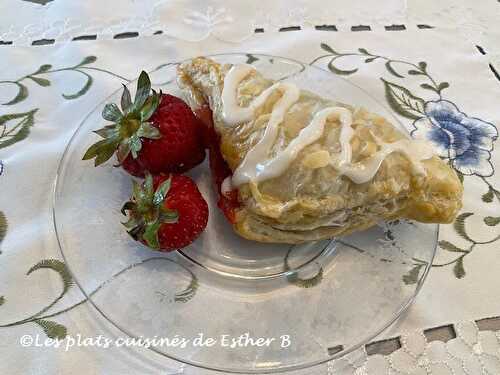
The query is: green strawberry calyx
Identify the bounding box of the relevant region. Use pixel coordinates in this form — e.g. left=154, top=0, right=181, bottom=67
left=83, top=71, right=162, bottom=166
left=121, top=173, right=179, bottom=249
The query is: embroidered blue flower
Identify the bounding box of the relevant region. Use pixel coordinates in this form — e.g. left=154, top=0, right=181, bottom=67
left=412, top=100, right=498, bottom=176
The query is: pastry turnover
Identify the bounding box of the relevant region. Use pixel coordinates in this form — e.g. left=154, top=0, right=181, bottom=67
left=177, top=57, right=463, bottom=244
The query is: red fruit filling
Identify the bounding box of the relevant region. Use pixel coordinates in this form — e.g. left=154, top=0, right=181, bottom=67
left=196, top=106, right=239, bottom=224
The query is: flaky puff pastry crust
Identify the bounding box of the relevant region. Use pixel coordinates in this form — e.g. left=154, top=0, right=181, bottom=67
left=177, top=57, right=463, bottom=244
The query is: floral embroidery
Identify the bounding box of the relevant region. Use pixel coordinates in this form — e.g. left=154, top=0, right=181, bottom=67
left=153, top=2, right=252, bottom=42
left=0, top=259, right=72, bottom=339
left=0, top=210, right=7, bottom=251
left=0, top=56, right=130, bottom=152
left=21, top=0, right=53, bottom=4
left=412, top=100, right=498, bottom=177
left=314, top=44, right=500, bottom=280
left=0, top=109, right=38, bottom=150
left=0, top=257, right=197, bottom=339
left=183, top=6, right=233, bottom=29
left=0, top=56, right=104, bottom=106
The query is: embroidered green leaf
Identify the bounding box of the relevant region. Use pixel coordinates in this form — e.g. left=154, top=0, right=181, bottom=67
left=421, top=83, right=436, bottom=91
left=358, top=48, right=370, bottom=55
left=453, top=212, right=475, bottom=243
left=174, top=272, right=198, bottom=303
left=328, top=60, right=358, bottom=75
left=439, top=240, right=467, bottom=253
left=320, top=43, right=339, bottom=55
left=420, top=83, right=439, bottom=93
left=19, top=260, right=74, bottom=335
left=0, top=109, right=37, bottom=150
left=425, top=81, right=451, bottom=95
left=481, top=186, right=500, bottom=203
left=29, top=76, right=51, bottom=87
left=245, top=54, right=259, bottom=64
left=403, top=264, right=423, bottom=285
left=408, top=69, right=424, bottom=75
left=482, top=187, right=494, bottom=202
left=22, top=0, right=54, bottom=5
left=34, top=64, right=53, bottom=74
left=437, top=82, right=450, bottom=92
left=76, top=55, right=97, bottom=67
left=453, top=258, right=466, bottom=279
left=385, top=61, right=404, bottom=78
left=484, top=216, right=500, bottom=226
left=0, top=211, right=7, bottom=244
left=27, top=259, right=73, bottom=295
left=287, top=267, right=324, bottom=288
left=2, top=57, right=97, bottom=105
left=3, top=82, right=28, bottom=105
left=365, top=57, right=377, bottom=63
left=418, top=61, right=427, bottom=72
left=62, top=71, right=92, bottom=100
left=380, top=78, right=425, bottom=120
left=33, top=319, right=67, bottom=339
left=0, top=296, right=4, bottom=306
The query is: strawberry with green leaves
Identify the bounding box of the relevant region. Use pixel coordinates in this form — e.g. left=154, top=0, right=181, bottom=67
left=122, top=173, right=208, bottom=251
left=83, top=71, right=205, bottom=176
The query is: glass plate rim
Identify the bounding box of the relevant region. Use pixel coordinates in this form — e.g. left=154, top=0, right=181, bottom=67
left=52, top=53, right=438, bottom=374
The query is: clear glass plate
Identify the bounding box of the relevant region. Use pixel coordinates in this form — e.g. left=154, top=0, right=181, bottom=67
left=53, top=54, right=437, bottom=373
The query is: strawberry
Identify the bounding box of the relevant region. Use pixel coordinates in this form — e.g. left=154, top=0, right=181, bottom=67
left=83, top=71, right=205, bottom=176
left=121, top=173, right=208, bottom=251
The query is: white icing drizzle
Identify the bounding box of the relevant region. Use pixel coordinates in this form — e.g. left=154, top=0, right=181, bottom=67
left=227, top=75, right=300, bottom=186
left=333, top=108, right=354, bottom=165
left=250, top=107, right=353, bottom=184
left=336, top=139, right=435, bottom=184
left=222, top=64, right=281, bottom=125
left=221, top=64, right=435, bottom=188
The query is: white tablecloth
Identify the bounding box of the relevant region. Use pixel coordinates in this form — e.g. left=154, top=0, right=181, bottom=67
left=2, top=0, right=500, bottom=53
left=1, top=17, right=500, bottom=375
